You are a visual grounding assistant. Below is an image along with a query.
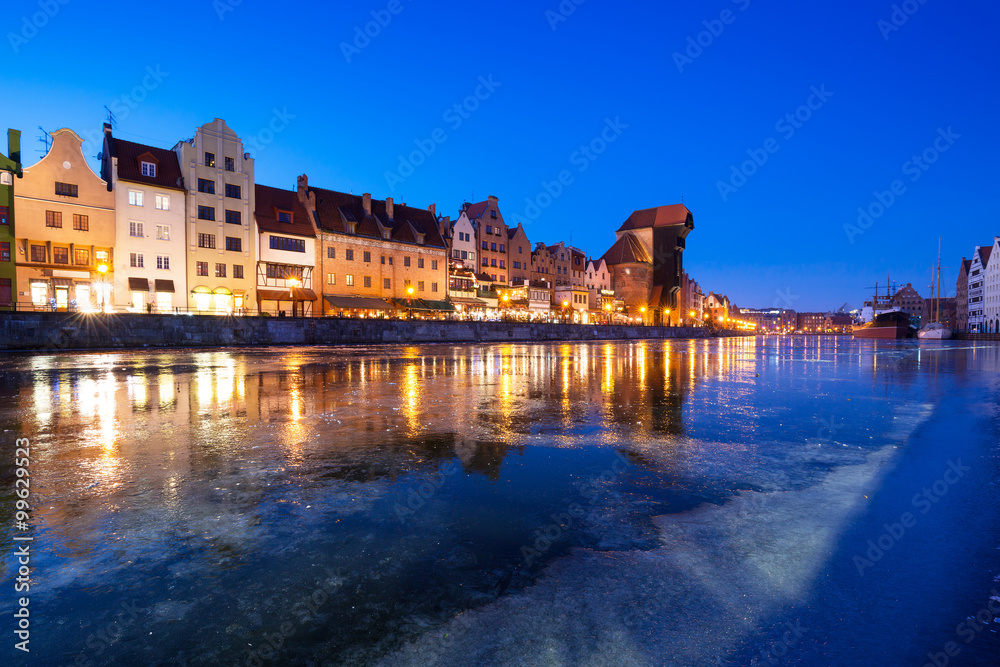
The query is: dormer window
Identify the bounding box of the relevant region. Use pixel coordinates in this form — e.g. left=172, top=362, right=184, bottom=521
left=416, top=233, right=425, bottom=245
left=141, top=161, right=156, bottom=177
left=277, top=209, right=293, bottom=224
left=347, top=222, right=357, bottom=234
left=382, top=229, right=391, bottom=240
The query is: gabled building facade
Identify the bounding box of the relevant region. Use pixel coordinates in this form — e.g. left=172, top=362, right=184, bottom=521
left=15, top=129, right=115, bottom=311
left=956, top=257, right=970, bottom=332
left=506, top=223, right=531, bottom=287
left=968, top=245, right=990, bottom=332
left=298, top=176, right=448, bottom=316
left=254, top=184, right=317, bottom=316
left=983, top=237, right=1000, bottom=333
left=891, top=282, right=925, bottom=326
left=446, top=211, right=477, bottom=271
left=0, top=129, right=20, bottom=309
left=464, top=197, right=508, bottom=283
left=174, top=119, right=256, bottom=314
left=102, top=127, right=188, bottom=312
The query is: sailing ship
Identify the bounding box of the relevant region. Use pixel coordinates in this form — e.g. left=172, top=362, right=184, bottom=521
left=917, top=237, right=953, bottom=340
left=853, top=277, right=915, bottom=339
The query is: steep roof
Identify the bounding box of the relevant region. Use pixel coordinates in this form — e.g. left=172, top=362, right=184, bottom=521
left=254, top=184, right=315, bottom=237
left=616, top=204, right=693, bottom=232
left=307, top=186, right=445, bottom=248
left=980, top=246, right=993, bottom=267
left=108, top=136, right=185, bottom=191
left=601, top=233, right=652, bottom=265
left=463, top=201, right=490, bottom=220
left=959, top=258, right=971, bottom=277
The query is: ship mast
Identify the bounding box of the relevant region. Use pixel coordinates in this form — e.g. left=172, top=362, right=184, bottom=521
left=936, top=237, right=942, bottom=323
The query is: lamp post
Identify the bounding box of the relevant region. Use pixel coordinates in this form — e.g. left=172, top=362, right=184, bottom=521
left=640, top=306, right=646, bottom=326
left=665, top=308, right=671, bottom=327
left=288, top=277, right=301, bottom=317
left=502, top=293, right=510, bottom=321
left=689, top=310, right=696, bottom=327
left=96, top=263, right=109, bottom=313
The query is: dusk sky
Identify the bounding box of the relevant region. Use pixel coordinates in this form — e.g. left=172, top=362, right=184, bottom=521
left=4, top=0, right=997, bottom=310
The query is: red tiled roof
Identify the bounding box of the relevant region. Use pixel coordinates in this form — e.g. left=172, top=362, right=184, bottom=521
left=108, top=136, right=185, bottom=191
left=463, top=201, right=490, bottom=220
left=307, top=186, right=445, bottom=248
left=601, top=233, right=652, bottom=265
left=981, top=246, right=993, bottom=267
left=254, top=184, right=316, bottom=237
left=616, top=204, right=693, bottom=232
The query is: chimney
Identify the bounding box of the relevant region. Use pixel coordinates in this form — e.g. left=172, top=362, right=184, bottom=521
left=488, top=195, right=498, bottom=203
left=7, top=129, right=20, bottom=168
left=296, top=174, right=317, bottom=229
left=362, top=193, right=371, bottom=216
left=386, top=197, right=394, bottom=220
left=428, top=203, right=436, bottom=216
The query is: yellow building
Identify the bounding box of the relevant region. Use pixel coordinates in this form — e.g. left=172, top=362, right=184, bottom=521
left=14, top=129, right=115, bottom=311
left=173, top=119, right=256, bottom=314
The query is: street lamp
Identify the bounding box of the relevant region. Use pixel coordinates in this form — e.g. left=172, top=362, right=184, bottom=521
left=96, top=264, right=109, bottom=312
left=407, top=285, right=415, bottom=319
left=640, top=305, right=647, bottom=326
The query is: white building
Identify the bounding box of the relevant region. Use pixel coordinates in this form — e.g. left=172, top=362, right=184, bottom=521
left=174, top=119, right=256, bottom=314
left=968, top=244, right=991, bottom=332
left=447, top=210, right=477, bottom=271
left=981, top=238, right=1000, bottom=332
left=102, top=127, right=188, bottom=312
left=253, top=183, right=317, bottom=316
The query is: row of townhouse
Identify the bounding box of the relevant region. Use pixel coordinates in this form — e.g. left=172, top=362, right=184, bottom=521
left=959, top=239, right=996, bottom=332
left=1, top=118, right=704, bottom=324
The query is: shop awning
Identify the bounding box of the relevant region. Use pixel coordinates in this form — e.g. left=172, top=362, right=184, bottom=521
left=53, top=278, right=75, bottom=287
left=258, top=288, right=319, bottom=302
left=449, top=297, right=487, bottom=306
left=213, top=287, right=232, bottom=295
left=191, top=286, right=212, bottom=294
left=128, top=277, right=150, bottom=291
left=324, top=295, right=393, bottom=311
left=422, top=299, right=456, bottom=312
left=154, top=279, right=175, bottom=293
left=390, top=298, right=434, bottom=311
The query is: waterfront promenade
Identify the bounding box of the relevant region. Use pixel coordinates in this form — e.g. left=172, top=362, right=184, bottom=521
left=0, top=312, right=736, bottom=351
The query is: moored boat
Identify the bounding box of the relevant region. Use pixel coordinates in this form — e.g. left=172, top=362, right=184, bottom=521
left=917, top=322, right=953, bottom=340
left=853, top=310, right=914, bottom=339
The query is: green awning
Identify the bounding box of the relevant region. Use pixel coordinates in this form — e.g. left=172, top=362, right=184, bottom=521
left=423, top=299, right=456, bottom=312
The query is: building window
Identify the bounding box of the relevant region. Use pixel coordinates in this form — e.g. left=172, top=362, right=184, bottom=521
left=130, top=252, right=144, bottom=268
left=404, top=256, right=411, bottom=267
left=384, top=278, right=390, bottom=289
left=499, top=260, right=505, bottom=269
left=491, top=211, right=497, bottom=219
left=431, top=260, right=438, bottom=270
left=156, top=225, right=170, bottom=241
left=52, top=247, right=68, bottom=264
left=55, top=182, right=78, bottom=197
left=490, top=243, right=497, bottom=252
left=486, top=225, right=492, bottom=234
left=154, top=194, right=170, bottom=210
left=364, top=276, right=372, bottom=288
left=0, top=206, right=7, bottom=225
left=327, top=247, right=336, bottom=259
left=198, top=206, right=216, bottom=221
left=196, top=261, right=208, bottom=276
left=215, top=263, right=226, bottom=278
left=381, top=255, right=386, bottom=265
left=198, top=233, right=216, bottom=249
left=363, top=251, right=371, bottom=263
left=345, top=249, right=354, bottom=261
left=157, top=255, right=170, bottom=270
left=499, top=244, right=505, bottom=253
left=418, top=281, right=424, bottom=291
left=224, top=157, right=235, bottom=172
left=130, top=221, right=144, bottom=237
left=30, top=245, right=46, bottom=262
left=225, top=210, right=242, bottom=225
left=417, top=258, right=424, bottom=269
left=73, top=214, right=89, bottom=231
left=129, top=190, right=144, bottom=206
left=141, top=161, right=156, bottom=177
left=225, top=183, right=241, bottom=199
left=482, top=258, right=489, bottom=267
left=482, top=241, right=488, bottom=250
left=269, top=236, right=306, bottom=253
left=0, top=242, right=10, bottom=262
left=233, top=265, right=243, bottom=279
left=46, top=210, right=62, bottom=228
left=225, top=236, right=242, bottom=252
left=431, top=282, right=438, bottom=293
left=491, top=259, right=497, bottom=267
left=388, top=256, right=393, bottom=266
left=197, top=179, right=215, bottom=194
left=204, top=152, right=215, bottom=168
left=277, top=210, right=292, bottom=224
left=345, top=274, right=354, bottom=287
left=327, top=273, right=336, bottom=285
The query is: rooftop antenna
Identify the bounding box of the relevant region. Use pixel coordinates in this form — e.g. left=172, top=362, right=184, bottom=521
left=36, top=126, right=52, bottom=156
left=104, top=106, right=118, bottom=130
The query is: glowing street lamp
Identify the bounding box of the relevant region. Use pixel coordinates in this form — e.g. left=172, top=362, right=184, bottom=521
left=407, top=285, right=415, bottom=319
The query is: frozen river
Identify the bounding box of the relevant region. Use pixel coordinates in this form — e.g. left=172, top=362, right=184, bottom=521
left=2, top=337, right=999, bottom=665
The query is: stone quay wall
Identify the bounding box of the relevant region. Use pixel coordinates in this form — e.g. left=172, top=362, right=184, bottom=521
left=0, top=312, right=742, bottom=351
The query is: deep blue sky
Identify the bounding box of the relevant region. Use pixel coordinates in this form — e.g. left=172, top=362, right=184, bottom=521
left=3, top=0, right=997, bottom=310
